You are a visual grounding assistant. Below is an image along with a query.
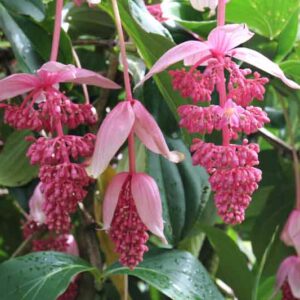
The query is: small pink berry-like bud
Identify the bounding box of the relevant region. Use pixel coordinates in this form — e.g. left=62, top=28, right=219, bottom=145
left=103, top=172, right=167, bottom=269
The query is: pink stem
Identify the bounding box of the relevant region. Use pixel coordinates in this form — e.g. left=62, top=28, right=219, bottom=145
left=217, top=67, right=230, bottom=146
left=50, top=0, right=64, bottom=61
left=217, top=0, right=226, bottom=26
left=111, top=0, right=136, bottom=173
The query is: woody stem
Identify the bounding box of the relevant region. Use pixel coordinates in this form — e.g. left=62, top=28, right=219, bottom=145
left=111, top=0, right=136, bottom=173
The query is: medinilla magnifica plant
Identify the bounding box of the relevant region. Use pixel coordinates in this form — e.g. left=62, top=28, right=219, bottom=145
left=0, top=0, right=299, bottom=300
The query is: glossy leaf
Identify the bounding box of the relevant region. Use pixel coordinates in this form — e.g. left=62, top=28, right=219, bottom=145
left=0, top=251, right=96, bottom=300
left=0, top=0, right=45, bottom=21
left=104, top=249, right=224, bottom=300
left=226, top=0, right=300, bottom=39
left=0, top=131, right=38, bottom=187
left=203, top=226, right=255, bottom=300
left=147, top=137, right=210, bottom=245
left=280, top=60, right=300, bottom=84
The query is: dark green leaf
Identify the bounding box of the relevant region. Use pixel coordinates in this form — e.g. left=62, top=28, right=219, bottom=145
left=226, top=0, right=300, bottom=39
left=203, top=226, right=255, bottom=300
left=275, top=9, right=299, bottom=62
left=161, top=0, right=216, bottom=36
left=104, top=249, right=224, bottom=300
left=0, top=0, right=45, bottom=21
left=280, top=60, right=300, bottom=84
left=0, top=251, right=96, bottom=300
left=147, top=137, right=210, bottom=245
left=0, top=131, right=38, bottom=187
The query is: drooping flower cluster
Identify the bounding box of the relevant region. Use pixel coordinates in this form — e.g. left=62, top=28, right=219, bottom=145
left=138, top=24, right=300, bottom=224
left=0, top=62, right=119, bottom=232
left=89, top=98, right=183, bottom=268
left=22, top=184, right=80, bottom=300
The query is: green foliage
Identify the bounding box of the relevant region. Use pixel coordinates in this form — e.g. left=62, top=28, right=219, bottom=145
left=105, top=249, right=224, bottom=300
left=0, top=131, right=38, bottom=187
left=0, top=252, right=97, bottom=300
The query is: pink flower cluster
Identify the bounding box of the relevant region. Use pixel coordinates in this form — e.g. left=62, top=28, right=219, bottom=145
left=0, top=62, right=119, bottom=232
left=137, top=24, right=300, bottom=224
left=23, top=185, right=80, bottom=300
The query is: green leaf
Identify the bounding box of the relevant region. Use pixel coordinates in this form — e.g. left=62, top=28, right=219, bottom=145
left=226, top=0, right=300, bottom=39
left=104, top=249, right=224, bottom=300
left=0, top=251, right=96, bottom=300
left=203, top=226, right=255, bottom=300
left=252, top=228, right=278, bottom=300
left=0, top=0, right=45, bottom=21
left=280, top=60, right=300, bottom=84
left=275, top=9, right=299, bottom=62
left=147, top=137, right=210, bottom=245
left=0, top=131, right=38, bottom=187
left=0, top=4, right=73, bottom=72
left=161, top=0, right=216, bottom=36
left=66, top=5, right=115, bottom=39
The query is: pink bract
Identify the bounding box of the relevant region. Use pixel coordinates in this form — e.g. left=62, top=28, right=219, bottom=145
left=89, top=100, right=184, bottom=177
left=0, top=61, right=120, bottom=102
left=137, top=24, right=300, bottom=89
left=281, top=209, right=300, bottom=255
left=277, top=256, right=300, bottom=298
left=103, top=172, right=166, bottom=268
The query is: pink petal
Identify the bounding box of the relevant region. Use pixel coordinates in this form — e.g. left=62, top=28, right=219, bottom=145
left=131, top=173, right=167, bottom=244
left=230, top=47, right=300, bottom=89
left=276, top=256, right=298, bottom=290
left=281, top=210, right=300, bottom=247
left=208, top=24, right=254, bottom=54
left=89, top=102, right=135, bottom=177
left=29, top=183, right=46, bottom=224
left=64, top=234, right=79, bottom=256
left=289, top=259, right=300, bottom=298
left=132, top=100, right=184, bottom=163
left=0, top=73, right=38, bottom=101
left=39, top=61, right=120, bottom=89
left=136, top=41, right=210, bottom=87
left=103, top=172, right=129, bottom=229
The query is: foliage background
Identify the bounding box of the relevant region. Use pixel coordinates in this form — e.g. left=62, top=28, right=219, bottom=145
left=0, top=0, right=299, bottom=299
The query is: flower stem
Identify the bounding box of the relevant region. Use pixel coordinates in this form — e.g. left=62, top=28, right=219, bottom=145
left=50, top=0, right=64, bottom=61
left=111, top=0, right=136, bottom=174
left=217, top=0, right=226, bottom=26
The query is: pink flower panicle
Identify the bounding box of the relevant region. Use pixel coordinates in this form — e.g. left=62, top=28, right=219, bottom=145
left=191, top=139, right=261, bottom=223
left=27, top=134, right=95, bottom=165
left=109, top=175, right=149, bottom=269
left=174, top=57, right=269, bottom=225
left=39, top=163, right=91, bottom=232
left=4, top=88, right=97, bottom=132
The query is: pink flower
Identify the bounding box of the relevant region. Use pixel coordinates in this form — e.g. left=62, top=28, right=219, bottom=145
left=103, top=172, right=166, bottom=269
left=276, top=256, right=300, bottom=299
left=0, top=61, right=119, bottom=102
left=29, top=183, right=46, bottom=225
left=64, top=234, right=80, bottom=256
left=147, top=4, right=167, bottom=22
left=190, top=0, right=230, bottom=16
left=220, top=99, right=244, bottom=128
left=89, top=99, right=184, bottom=177
left=137, top=24, right=300, bottom=90
left=281, top=210, right=300, bottom=255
